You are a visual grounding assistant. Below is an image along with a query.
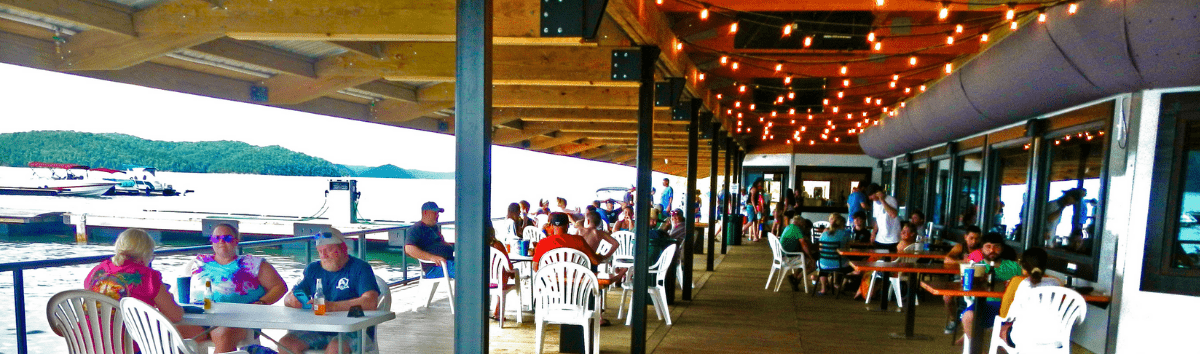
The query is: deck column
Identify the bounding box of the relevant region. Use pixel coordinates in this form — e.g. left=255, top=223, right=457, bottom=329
left=630, top=45, right=659, bottom=354
left=453, top=0, right=492, bottom=350
left=682, top=98, right=700, bottom=301
left=708, top=125, right=719, bottom=271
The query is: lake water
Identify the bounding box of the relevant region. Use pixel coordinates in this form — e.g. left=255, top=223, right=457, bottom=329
left=0, top=166, right=694, bottom=353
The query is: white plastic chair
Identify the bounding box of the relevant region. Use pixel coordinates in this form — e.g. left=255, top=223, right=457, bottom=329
left=537, top=248, right=592, bottom=270
left=988, top=286, right=1087, bottom=354
left=119, top=297, right=247, bottom=354
left=523, top=226, right=545, bottom=242
left=766, top=233, right=810, bottom=293
left=620, top=244, right=678, bottom=326
left=418, top=259, right=455, bottom=314
left=609, top=231, right=636, bottom=271
left=46, top=289, right=133, bottom=354
left=490, top=248, right=523, bottom=328
left=532, top=263, right=601, bottom=354
left=867, top=243, right=920, bottom=308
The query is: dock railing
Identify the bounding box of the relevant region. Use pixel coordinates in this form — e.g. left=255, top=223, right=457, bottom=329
left=0, top=218, right=493, bottom=354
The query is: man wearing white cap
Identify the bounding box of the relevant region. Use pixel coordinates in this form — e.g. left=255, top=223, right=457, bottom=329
left=280, top=229, right=380, bottom=354
left=405, top=201, right=456, bottom=278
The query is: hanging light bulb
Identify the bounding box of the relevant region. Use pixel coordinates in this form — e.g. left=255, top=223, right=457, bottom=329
left=909, top=56, right=918, bottom=66
left=720, top=55, right=728, bottom=65
left=840, top=64, right=848, bottom=75
left=938, top=2, right=950, bottom=20
left=699, top=8, right=709, bottom=20
left=873, top=42, right=883, bottom=51
left=1037, top=10, right=1046, bottom=23
left=945, top=63, right=953, bottom=74
left=782, top=23, right=793, bottom=37
left=1068, top=3, right=1078, bottom=14
left=867, top=32, right=876, bottom=42
left=803, top=36, right=812, bottom=47
left=730, top=22, right=738, bottom=34
left=956, top=24, right=964, bottom=33
left=981, top=34, right=989, bottom=42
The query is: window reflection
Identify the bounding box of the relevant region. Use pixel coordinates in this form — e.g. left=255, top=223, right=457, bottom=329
left=1039, top=129, right=1106, bottom=255
left=1173, top=120, right=1200, bottom=269
left=954, top=152, right=984, bottom=229
left=991, top=144, right=1031, bottom=241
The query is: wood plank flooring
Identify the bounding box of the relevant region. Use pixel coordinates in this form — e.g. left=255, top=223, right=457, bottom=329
left=367, top=237, right=1094, bottom=353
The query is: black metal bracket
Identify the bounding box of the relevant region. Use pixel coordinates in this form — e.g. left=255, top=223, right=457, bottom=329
left=611, top=49, right=642, bottom=81
left=541, top=0, right=609, bottom=39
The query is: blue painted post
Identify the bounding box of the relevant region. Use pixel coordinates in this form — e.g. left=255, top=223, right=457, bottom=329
left=14, top=269, right=27, bottom=354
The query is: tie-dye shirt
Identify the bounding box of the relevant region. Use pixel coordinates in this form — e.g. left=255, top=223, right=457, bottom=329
left=85, top=259, right=162, bottom=304
left=189, top=254, right=266, bottom=304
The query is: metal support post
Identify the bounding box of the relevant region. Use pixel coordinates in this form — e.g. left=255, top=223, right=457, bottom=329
left=453, top=0, right=492, bottom=350
left=630, top=45, right=659, bottom=354
left=682, top=99, right=700, bottom=301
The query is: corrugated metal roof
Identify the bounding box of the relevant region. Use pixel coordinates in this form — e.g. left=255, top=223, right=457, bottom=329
left=258, top=40, right=347, bottom=59
left=0, top=8, right=86, bottom=33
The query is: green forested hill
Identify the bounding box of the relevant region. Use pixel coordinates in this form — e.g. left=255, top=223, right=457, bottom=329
left=0, top=130, right=341, bottom=176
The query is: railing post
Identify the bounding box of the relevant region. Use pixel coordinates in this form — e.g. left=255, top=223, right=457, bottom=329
left=14, top=269, right=27, bottom=354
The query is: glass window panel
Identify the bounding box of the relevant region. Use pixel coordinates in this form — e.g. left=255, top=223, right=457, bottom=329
left=954, top=152, right=984, bottom=229
left=1172, top=120, right=1200, bottom=270
left=1038, top=129, right=1106, bottom=255
left=992, top=144, right=1031, bottom=241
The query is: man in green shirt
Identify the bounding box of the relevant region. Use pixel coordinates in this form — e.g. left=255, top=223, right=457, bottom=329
left=959, top=232, right=1021, bottom=345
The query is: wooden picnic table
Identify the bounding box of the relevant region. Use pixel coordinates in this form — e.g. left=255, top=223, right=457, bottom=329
left=920, top=280, right=1111, bottom=354
left=838, top=249, right=948, bottom=259
left=849, top=261, right=959, bottom=341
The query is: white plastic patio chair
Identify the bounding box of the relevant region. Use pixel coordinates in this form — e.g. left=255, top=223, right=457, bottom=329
left=609, top=231, right=636, bottom=271
left=620, top=244, right=678, bottom=326
left=532, top=263, right=601, bottom=354
left=987, top=286, right=1087, bottom=354
left=418, top=259, right=455, bottom=314
left=490, top=247, right=523, bottom=328
left=46, top=289, right=133, bottom=354
left=867, top=243, right=920, bottom=308
left=766, top=233, right=810, bottom=293
left=537, top=248, right=592, bottom=270
left=119, top=297, right=247, bottom=354
left=523, top=226, right=545, bottom=242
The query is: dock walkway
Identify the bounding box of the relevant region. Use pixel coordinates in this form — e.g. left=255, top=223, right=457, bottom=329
left=365, top=238, right=1075, bottom=353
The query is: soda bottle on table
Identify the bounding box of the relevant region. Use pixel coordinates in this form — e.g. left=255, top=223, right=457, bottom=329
left=314, top=279, right=327, bottom=315
left=203, top=280, right=213, bottom=310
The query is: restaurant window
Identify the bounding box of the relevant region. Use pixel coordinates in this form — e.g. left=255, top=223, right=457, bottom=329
left=1035, top=127, right=1106, bottom=258
left=1143, top=91, right=1200, bottom=296
left=953, top=151, right=984, bottom=231
left=795, top=166, right=872, bottom=213
left=989, top=143, right=1031, bottom=242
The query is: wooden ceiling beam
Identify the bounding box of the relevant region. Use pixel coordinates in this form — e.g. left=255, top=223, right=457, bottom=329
left=133, top=0, right=545, bottom=42
left=0, top=0, right=134, bottom=37
left=58, top=31, right=221, bottom=71
left=189, top=38, right=316, bottom=78
left=321, top=44, right=638, bottom=86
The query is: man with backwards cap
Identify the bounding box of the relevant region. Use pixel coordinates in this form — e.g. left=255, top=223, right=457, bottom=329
left=405, top=201, right=456, bottom=278
left=280, top=229, right=381, bottom=354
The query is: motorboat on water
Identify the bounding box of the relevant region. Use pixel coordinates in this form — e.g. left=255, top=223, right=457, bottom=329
left=0, top=162, right=117, bottom=197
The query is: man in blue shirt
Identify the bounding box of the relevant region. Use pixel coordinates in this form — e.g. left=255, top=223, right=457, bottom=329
left=660, top=178, right=674, bottom=210
left=405, top=201, right=455, bottom=278
left=280, top=229, right=381, bottom=354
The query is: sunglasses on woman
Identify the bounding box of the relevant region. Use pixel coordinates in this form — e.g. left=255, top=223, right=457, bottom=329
left=210, top=234, right=236, bottom=243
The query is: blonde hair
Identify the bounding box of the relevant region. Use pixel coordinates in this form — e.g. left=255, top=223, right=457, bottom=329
left=112, top=228, right=155, bottom=266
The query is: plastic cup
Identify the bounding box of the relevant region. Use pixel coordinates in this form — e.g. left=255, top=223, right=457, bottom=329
left=962, top=268, right=975, bottom=290
left=176, top=277, right=191, bottom=304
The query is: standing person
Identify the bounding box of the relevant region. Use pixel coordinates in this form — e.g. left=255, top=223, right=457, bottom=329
left=405, top=202, right=455, bottom=278
left=280, top=229, right=381, bottom=354
left=942, top=226, right=984, bottom=334
left=847, top=183, right=869, bottom=220
left=83, top=229, right=188, bottom=342
left=958, top=232, right=1023, bottom=346
left=660, top=178, right=674, bottom=210
left=867, top=183, right=900, bottom=251
left=185, top=224, right=287, bottom=353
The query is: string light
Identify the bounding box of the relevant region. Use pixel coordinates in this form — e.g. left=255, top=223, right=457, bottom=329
left=803, top=36, right=812, bottom=48
left=699, top=8, right=709, bottom=20
left=1068, top=3, right=1078, bottom=14
left=909, top=56, right=918, bottom=66
left=938, top=2, right=950, bottom=20
left=729, top=22, right=738, bottom=34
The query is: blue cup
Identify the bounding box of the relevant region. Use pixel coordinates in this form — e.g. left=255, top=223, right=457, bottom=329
left=962, top=268, right=975, bottom=291
left=176, top=277, right=191, bottom=303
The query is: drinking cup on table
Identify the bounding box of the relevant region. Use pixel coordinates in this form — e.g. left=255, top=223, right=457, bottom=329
left=176, top=277, right=191, bottom=304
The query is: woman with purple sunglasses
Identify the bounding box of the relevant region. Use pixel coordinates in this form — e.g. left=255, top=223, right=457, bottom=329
left=183, top=223, right=287, bottom=353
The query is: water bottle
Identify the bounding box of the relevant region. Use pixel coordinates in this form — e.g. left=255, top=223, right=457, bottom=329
left=203, top=281, right=213, bottom=310
left=313, top=279, right=326, bottom=315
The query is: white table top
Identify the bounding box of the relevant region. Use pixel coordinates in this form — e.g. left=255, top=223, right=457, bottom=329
left=180, top=303, right=395, bottom=333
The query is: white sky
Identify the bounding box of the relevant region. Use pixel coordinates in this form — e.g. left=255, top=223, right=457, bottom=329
left=0, top=63, right=695, bottom=189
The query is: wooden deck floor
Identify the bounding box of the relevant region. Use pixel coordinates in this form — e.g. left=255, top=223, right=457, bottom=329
left=368, top=239, right=1092, bottom=353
